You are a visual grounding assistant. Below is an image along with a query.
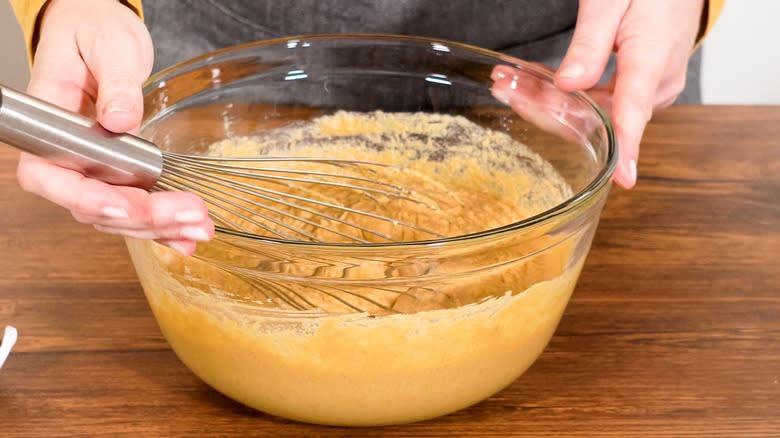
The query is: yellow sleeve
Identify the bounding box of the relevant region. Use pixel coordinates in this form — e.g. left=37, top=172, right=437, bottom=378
left=699, top=0, right=726, bottom=42
left=9, top=0, right=144, bottom=65
left=9, top=0, right=49, bottom=62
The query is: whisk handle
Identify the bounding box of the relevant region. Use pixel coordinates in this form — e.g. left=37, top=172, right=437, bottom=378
left=0, top=84, right=162, bottom=189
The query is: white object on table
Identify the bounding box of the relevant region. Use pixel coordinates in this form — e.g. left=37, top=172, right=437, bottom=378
left=0, top=326, right=18, bottom=369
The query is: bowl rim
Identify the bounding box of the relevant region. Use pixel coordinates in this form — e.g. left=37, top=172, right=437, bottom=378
left=143, top=33, right=618, bottom=249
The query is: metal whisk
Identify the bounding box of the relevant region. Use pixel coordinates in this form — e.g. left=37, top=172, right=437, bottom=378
left=0, top=85, right=443, bottom=243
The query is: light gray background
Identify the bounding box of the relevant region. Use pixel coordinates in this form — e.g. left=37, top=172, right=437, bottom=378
left=0, top=0, right=776, bottom=103
left=0, top=0, right=28, bottom=90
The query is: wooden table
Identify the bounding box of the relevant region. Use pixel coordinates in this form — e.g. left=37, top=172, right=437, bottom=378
left=0, top=106, right=778, bottom=437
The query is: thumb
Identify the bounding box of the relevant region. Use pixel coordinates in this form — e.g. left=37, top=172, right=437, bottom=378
left=555, top=0, right=629, bottom=91
left=77, top=7, right=153, bottom=133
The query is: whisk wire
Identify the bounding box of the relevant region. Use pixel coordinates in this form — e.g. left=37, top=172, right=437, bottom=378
left=162, top=153, right=446, bottom=242
left=160, top=160, right=433, bottom=242
left=160, top=152, right=453, bottom=314
left=161, top=167, right=384, bottom=242
left=208, top=209, right=293, bottom=240
left=164, top=153, right=409, bottom=195
left=158, top=177, right=329, bottom=242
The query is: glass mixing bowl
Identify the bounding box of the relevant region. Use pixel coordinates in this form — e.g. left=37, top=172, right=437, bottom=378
left=127, top=35, right=616, bottom=426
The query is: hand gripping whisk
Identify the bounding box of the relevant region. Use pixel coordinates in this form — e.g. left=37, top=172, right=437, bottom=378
left=0, top=85, right=444, bottom=243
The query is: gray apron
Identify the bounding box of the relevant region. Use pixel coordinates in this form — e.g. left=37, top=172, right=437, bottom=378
left=143, top=0, right=701, bottom=103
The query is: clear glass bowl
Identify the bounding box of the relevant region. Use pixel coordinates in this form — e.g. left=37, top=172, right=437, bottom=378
left=127, top=35, right=616, bottom=426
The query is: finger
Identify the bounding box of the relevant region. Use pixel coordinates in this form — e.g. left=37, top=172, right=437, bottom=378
left=654, top=70, right=688, bottom=110
left=555, top=0, right=630, bottom=90
left=654, top=83, right=682, bottom=109
left=491, top=65, right=602, bottom=145
left=156, top=239, right=198, bottom=256
left=586, top=76, right=616, bottom=113
left=92, top=222, right=210, bottom=243
left=76, top=209, right=211, bottom=237
left=94, top=224, right=160, bottom=240
left=76, top=5, right=153, bottom=133
left=16, top=153, right=133, bottom=216
left=75, top=192, right=213, bottom=242
left=95, top=226, right=199, bottom=256
left=17, top=153, right=213, bottom=237
left=611, top=39, right=668, bottom=189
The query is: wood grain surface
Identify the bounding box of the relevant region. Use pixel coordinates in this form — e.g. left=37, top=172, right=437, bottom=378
left=0, top=106, right=778, bottom=437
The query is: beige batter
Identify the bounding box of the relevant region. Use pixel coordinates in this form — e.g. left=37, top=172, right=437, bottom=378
left=202, top=111, right=572, bottom=243
left=126, top=111, right=588, bottom=425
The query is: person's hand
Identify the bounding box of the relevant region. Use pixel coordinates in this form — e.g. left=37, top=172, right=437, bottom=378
left=16, top=0, right=213, bottom=255
left=490, top=64, right=603, bottom=147
left=554, top=0, right=705, bottom=188
left=493, top=0, right=705, bottom=188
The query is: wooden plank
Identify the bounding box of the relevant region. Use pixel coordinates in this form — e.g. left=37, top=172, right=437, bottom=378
left=0, top=106, right=778, bottom=436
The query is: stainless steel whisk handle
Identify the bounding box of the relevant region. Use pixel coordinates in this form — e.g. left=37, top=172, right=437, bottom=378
left=0, top=84, right=163, bottom=189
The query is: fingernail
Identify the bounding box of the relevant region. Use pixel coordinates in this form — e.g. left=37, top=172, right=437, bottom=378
left=168, top=242, right=190, bottom=256
left=558, top=63, right=585, bottom=80
left=180, top=226, right=209, bottom=241
left=628, top=159, right=638, bottom=185
left=106, top=101, right=131, bottom=114
left=174, top=209, right=205, bottom=224
left=492, top=87, right=512, bottom=105
left=101, top=206, right=129, bottom=219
